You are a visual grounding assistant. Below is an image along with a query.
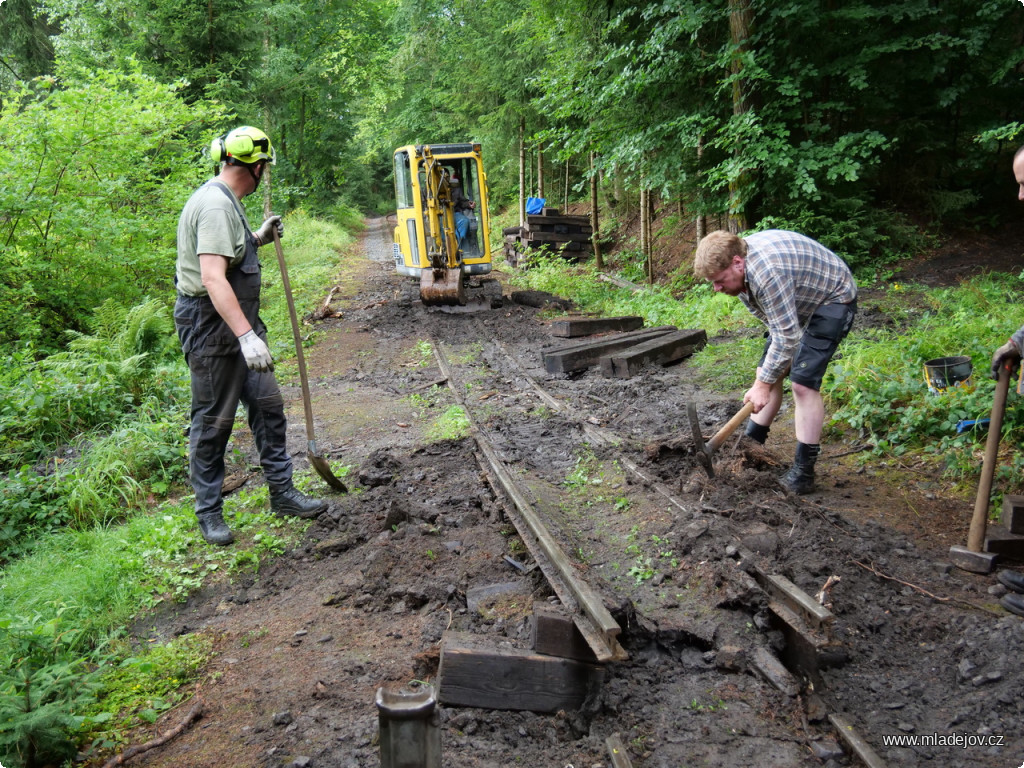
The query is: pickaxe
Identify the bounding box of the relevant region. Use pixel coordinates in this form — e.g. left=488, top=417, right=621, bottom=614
left=687, top=401, right=756, bottom=478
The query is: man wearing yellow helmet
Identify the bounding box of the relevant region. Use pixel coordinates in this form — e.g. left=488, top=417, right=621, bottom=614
left=173, top=126, right=327, bottom=545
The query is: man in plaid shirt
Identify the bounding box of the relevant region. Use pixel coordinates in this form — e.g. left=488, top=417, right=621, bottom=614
left=694, top=229, right=857, bottom=494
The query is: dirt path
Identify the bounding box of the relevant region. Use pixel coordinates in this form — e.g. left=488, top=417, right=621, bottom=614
left=116, top=219, right=1024, bottom=768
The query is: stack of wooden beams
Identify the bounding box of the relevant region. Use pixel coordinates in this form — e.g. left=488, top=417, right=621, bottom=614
left=542, top=316, right=707, bottom=379
left=503, top=207, right=592, bottom=267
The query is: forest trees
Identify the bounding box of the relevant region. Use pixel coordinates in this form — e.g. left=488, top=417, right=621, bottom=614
left=523, top=0, right=1024, bottom=264
left=2, top=0, right=1024, bottom=342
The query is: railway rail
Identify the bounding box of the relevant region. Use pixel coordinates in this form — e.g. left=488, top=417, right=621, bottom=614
left=423, top=311, right=890, bottom=768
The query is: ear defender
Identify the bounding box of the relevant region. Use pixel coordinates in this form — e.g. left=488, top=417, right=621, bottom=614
left=224, top=132, right=258, bottom=158
left=209, top=128, right=274, bottom=165
left=210, top=135, right=228, bottom=164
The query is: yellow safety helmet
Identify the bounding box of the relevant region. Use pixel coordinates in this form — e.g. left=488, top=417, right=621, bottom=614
left=210, top=126, right=276, bottom=166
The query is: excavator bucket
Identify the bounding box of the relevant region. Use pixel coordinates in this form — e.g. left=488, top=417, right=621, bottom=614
left=419, top=267, right=466, bottom=306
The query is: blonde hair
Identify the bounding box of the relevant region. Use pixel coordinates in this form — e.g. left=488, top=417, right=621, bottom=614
left=694, top=231, right=746, bottom=279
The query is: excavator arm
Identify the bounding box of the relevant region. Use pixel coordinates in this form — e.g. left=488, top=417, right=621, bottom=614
left=418, top=150, right=466, bottom=306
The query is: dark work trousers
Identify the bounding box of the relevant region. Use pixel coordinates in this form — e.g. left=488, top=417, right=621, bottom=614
left=178, top=347, right=292, bottom=517
left=174, top=185, right=292, bottom=518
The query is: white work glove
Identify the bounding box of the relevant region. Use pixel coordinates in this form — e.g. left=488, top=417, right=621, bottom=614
left=992, top=339, right=1021, bottom=380
left=238, top=330, right=274, bottom=372
left=254, top=215, right=283, bottom=247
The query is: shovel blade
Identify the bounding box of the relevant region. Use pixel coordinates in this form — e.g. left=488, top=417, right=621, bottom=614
left=308, top=441, right=348, bottom=492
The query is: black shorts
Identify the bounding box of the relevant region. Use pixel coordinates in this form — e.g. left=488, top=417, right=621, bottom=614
left=760, top=300, right=857, bottom=391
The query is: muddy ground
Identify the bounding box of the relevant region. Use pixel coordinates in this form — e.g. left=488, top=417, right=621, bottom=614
left=110, top=219, right=1024, bottom=768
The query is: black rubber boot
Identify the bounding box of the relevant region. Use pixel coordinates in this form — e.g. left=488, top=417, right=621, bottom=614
left=744, top=420, right=770, bottom=445
left=1001, top=592, right=1024, bottom=617
left=271, top=487, right=328, bottom=519
left=997, top=570, right=1024, bottom=594
left=779, top=442, right=820, bottom=495
left=197, top=510, right=234, bottom=545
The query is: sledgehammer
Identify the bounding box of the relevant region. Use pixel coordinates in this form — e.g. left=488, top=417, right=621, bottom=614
left=687, top=401, right=756, bottom=478
left=949, top=363, right=1012, bottom=574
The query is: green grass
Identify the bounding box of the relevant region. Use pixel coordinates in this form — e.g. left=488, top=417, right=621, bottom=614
left=81, top=633, right=213, bottom=753
left=507, top=251, right=753, bottom=335
left=426, top=405, right=472, bottom=442
left=0, top=211, right=358, bottom=767
left=0, top=487, right=311, bottom=766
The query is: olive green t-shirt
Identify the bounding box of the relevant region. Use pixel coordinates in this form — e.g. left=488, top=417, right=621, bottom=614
left=175, top=181, right=252, bottom=297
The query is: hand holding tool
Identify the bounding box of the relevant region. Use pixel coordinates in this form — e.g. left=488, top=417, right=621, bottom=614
left=687, top=401, right=756, bottom=478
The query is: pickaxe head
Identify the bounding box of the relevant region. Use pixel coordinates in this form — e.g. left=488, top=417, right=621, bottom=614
left=687, top=402, right=715, bottom=478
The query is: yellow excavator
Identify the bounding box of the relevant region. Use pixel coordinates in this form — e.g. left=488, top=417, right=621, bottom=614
left=392, top=143, right=492, bottom=306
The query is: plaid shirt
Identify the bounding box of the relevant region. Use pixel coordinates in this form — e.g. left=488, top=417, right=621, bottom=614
left=1012, top=324, right=1024, bottom=354
left=739, top=230, right=857, bottom=384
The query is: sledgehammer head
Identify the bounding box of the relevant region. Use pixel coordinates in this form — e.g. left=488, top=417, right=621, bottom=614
left=949, top=545, right=998, bottom=574
left=687, top=402, right=715, bottom=478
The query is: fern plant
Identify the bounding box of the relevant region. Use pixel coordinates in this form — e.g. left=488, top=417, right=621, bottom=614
left=42, top=298, right=174, bottom=406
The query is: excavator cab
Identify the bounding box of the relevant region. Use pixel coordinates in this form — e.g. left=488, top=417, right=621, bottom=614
left=393, top=143, right=491, bottom=306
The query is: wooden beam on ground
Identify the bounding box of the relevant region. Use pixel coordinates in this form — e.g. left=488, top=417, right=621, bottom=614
left=524, top=213, right=591, bottom=231
left=599, top=329, right=707, bottom=378
left=549, top=316, right=644, bottom=338
left=983, top=526, right=1024, bottom=559
left=438, top=632, right=604, bottom=713
left=532, top=602, right=597, bottom=662
left=763, top=573, right=834, bottom=630
left=1003, top=495, right=1024, bottom=534
left=829, top=715, right=889, bottom=768
left=517, top=230, right=593, bottom=244
left=597, top=273, right=646, bottom=292
left=542, top=326, right=677, bottom=374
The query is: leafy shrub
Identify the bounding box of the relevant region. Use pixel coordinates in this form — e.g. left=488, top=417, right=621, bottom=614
left=826, top=274, right=1024, bottom=488
left=0, top=299, right=186, bottom=470
left=753, top=198, right=932, bottom=275
left=0, top=65, right=225, bottom=350
left=0, top=468, right=71, bottom=563
left=81, top=633, right=212, bottom=753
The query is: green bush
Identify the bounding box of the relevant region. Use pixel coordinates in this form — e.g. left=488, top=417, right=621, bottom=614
left=753, top=199, right=933, bottom=275
left=826, top=274, right=1024, bottom=487
left=0, top=66, right=226, bottom=351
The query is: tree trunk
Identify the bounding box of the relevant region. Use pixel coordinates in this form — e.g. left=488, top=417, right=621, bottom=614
left=645, top=189, right=654, bottom=284
left=563, top=158, right=570, bottom=210
left=519, top=117, right=526, bottom=227
left=640, top=182, right=650, bottom=283
left=208, top=0, right=215, bottom=66
left=537, top=142, right=545, bottom=200
left=590, top=152, right=603, bottom=271
left=728, top=0, right=754, bottom=232
left=696, top=134, right=707, bottom=240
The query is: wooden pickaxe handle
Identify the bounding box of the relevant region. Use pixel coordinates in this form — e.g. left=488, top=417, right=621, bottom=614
left=707, top=401, right=756, bottom=452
